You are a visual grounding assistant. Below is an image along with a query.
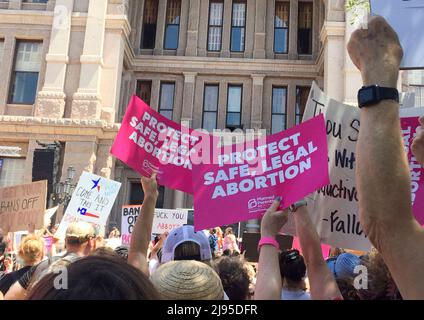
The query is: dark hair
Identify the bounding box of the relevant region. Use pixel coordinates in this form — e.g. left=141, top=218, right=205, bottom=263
left=174, top=241, right=201, bottom=261
left=279, top=249, right=306, bottom=283
left=336, top=277, right=361, bottom=300
left=114, top=246, right=129, bottom=262
left=214, top=256, right=250, bottom=300
left=27, top=255, right=160, bottom=300
left=0, top=241, right=6, bottom=256
left=0, top=228, right=4, bottom=243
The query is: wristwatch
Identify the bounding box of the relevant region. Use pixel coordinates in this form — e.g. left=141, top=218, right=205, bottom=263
left=289, top=200, right=307, bottom=213
left=358, top=85, right=399, bottom=108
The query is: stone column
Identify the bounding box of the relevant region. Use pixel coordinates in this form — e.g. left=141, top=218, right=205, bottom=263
left=288, top=0, right=298, bottom=59
left=132, top=0, right=144, bottom=55
left=287, top=83, right=297, bottom=128
left=185, top=0, right=200, bottom=56
left=253, top=0, right=266, bottom=59
left=220, top=0, right=232, bottom=58
left=177, top=0, right=190, bottom=56
left=34, top=0, right=74, bottom=118
left=181, top=72, right=197, bottom=126
left=61, top=141, right=98, bottom=180
left=154, top=0, right=167, bottom=55
left=312, top=0, right=320, bottom=59
left=197, top=0, right=208, bottom=57
left=0, top=36, right=15, bottom=115
left=95, top=142, right=115, bottom=179
left=265, top=0, right=275, bottom=59
left=71, top=0, right=107, bottom=120
left=250, top=74, right=265, bottom=130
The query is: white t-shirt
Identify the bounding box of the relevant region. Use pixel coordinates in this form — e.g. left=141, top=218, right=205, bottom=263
left=281, top=288, right=311, bottom=300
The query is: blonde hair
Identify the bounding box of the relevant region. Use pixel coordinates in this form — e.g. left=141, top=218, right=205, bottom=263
left=18, top=235, right=44, bottom=266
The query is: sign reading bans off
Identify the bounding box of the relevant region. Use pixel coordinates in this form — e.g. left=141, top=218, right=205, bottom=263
left=0, top=180, right=47, bottom=232
left=121, top=205, right=188, bottom=245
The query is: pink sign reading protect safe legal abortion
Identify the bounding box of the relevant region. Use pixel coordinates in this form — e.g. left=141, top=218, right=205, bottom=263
left=401, top=115, right=424, bottom=225
left=110, top=96, right=215, bottom=194
left=192, top=114, right=330, bottom=231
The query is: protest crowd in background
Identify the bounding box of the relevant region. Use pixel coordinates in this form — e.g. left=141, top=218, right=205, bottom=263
left=2, top=15, right=424, bottom=302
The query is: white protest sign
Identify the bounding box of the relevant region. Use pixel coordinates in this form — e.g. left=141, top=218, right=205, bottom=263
left=44, top=206, right=58, bottom=227
left=55, top=172, right=121, bottom=239
left=371, top=0, right=424, bottom=69
left=121, top=205, right=188, bottom=246
left=298, top=82, right=424, bottom=251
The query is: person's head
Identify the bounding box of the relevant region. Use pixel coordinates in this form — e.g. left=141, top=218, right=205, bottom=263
left=326, top=252, right=361, bottom=280
left=161, top=225, right=212, bottom=263
left=336, top=277, right=361, bottom=300
left=279, top=249, right=307, bottom=285
left=357, top=249, right=402, bottom=300
left=18, top=235, right=44, bottom=266
left=27, top=255, right=160, bottom=300
left=224, top=227, right=233, bottom=236
left=0, top=241, right=6, bottom=257
left=65, top=221, right=97, bottom=256
left=209, top=228, right=216, bottom=235
left=150, top=260, right=224, bottom=300
left=114, top=246, right=129, bottom=262
left=213, top=256, right=250, bottom=300
left=0, top=227, right=4, bottom=243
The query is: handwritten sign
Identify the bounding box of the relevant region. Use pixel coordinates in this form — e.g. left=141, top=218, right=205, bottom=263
left=300, top=82, right=424, bottom=251
left=55, top=172, right=121, bottom=239
left=192, top=115, right=329, bottom=231
left=0, top=180, right=47, bottom=232
left=371, top=0, right=424, bottom=69
left=121, top=205, right=189, bottom=246
left=111, top=96, right=218, bottom=194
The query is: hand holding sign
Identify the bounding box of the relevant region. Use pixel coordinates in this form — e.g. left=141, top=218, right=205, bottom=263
left=261, top=197, right=289, bottom=238
left=347, top=16, right=403, bottom=88
left=412, top=116, right=424, bottom=167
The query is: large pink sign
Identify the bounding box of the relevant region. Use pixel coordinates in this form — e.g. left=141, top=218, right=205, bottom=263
left=111, top=96, right=215, bottom=194
left=192, top=114, right=330, bottom=231
left=401, top=115, right=424, bottom=225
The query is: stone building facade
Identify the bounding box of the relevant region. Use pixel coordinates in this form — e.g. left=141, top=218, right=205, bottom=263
left=0, top=0, right=363, bottom=230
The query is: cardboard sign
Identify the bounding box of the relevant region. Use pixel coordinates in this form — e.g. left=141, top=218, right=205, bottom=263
left=55, top=172, right=121, bottom=238
left=371, top=0, right=424, bottom=69
left=301, top=82, right=424, bottom=251
left=192, top=115, right=330, bottom=231
left=121, top=205, right=189, bottom=246
left=0, top=180, right=47, bottom=232
left=111, top=96, right=218, bottom=194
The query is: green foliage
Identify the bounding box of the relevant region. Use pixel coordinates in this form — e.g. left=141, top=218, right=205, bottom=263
left=345, top=0, right=370, bottom=26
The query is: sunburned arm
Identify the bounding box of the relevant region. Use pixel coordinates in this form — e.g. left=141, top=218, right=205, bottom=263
left=347, top=16, right=424, bottom=299
left=128, top=173, right=158, bottom=276
left=4, top=281, right=26, bottom=300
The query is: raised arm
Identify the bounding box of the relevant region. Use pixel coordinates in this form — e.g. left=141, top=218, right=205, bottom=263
left=412, top=116, right=424, bottom=167
left=254, top=197, right=289, bottom=300
left=128, top=173, right=158, bottom=275
left=293, top=206, right=341, bottom=300
left=347, top=16, right=424, bottom=299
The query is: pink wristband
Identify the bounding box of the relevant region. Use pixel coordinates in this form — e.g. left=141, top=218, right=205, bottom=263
left=258, top=237, right=280, bottom=252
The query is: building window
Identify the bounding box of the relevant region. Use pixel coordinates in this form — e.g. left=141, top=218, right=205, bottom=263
left=274, top=1, right=289, bottom=54
left=272, top=87, right=287, bottom=134
left=230, top=1, right=246, bottom=52
left=208, top=1, right=224, bottom=51
left=136, top=80, right=152, bottom=105
left=0, top=158, right=26, bottom=188
left=9, top=41, right=42, bottom=105
left=164, top=0, right=181, bottom=50
left=159, top=82, right=175, bottom=120
left=202, top=84, right=219, bottom=131
left=226, top=85, right=242, bottom=129
left=141, top=0, right=159, bottom=49
left=295, top=86, right=310, bottom=125
left=298, top=2, right=313, bottom=55
left=130, top=181, right=165, bottom=208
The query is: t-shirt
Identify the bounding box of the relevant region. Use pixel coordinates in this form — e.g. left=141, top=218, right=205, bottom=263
left=281, top=288, right=311, bottom=300
left=0, top=266, right=31, bottom=295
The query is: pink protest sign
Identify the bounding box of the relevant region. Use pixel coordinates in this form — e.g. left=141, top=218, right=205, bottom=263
left=401, top=112, right=424, bottom=225
left=192, top=114, right=330, bottom=231
left=111, top=96, right=215, bottom=194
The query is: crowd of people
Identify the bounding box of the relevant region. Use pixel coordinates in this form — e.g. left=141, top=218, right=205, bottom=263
left=1, top=16, right=424, bottom=300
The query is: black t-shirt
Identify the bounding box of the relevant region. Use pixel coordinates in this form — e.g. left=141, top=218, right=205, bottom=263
left=0, top=266, right=32, bottom=295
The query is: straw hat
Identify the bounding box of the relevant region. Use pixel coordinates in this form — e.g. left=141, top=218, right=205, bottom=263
left=150, top=260, right=224, bottom=300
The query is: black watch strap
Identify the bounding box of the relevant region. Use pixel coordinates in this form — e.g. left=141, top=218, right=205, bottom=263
left=358, top=85, right=399, bottom=108
left=379, top=87, right=400, bottom=102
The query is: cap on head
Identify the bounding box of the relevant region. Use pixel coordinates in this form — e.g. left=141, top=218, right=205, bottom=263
left=161, top=225, right=212, bottom=263
left=327, top=253, right=361, bottom=280
left=65, top=221, right=96, bottom=242
left=150, top=260, right=224, bottom=300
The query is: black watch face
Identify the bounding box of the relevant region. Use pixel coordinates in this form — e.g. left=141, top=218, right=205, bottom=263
left=359, top=88, right=375, bottom=103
